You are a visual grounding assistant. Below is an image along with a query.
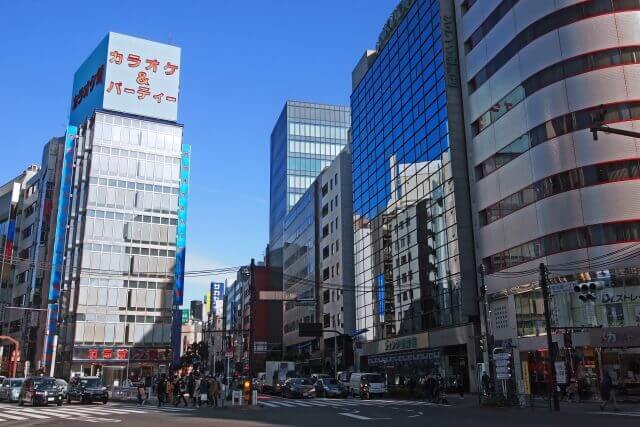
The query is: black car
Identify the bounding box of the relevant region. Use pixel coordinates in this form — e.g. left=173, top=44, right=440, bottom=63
left=67, top=376, right=108, bottom=404
left=314, top=378, right=347, bottom=398
left=18, top=377, right=64, bottom=406
left=282, top=378, right=315, bottom=398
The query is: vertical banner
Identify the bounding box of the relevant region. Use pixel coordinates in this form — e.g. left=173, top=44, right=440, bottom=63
left=172, top=143, right=190, bottom=369
left=376, top=274, right=385, bottom=322
left=210, top=282, right=225, bottom=316
left=43, top=125, right=77, bottom=370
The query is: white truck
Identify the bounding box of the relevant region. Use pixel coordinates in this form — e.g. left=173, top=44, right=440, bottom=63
left=264, top=361, right=296, bottom=394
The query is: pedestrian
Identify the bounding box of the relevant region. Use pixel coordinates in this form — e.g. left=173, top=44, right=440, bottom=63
left=408, top=376, right=416, bottom=398
left=174, top=377, right=188, bottom=407
left=220, top=378, right=227, bottom=408
left=481, top=372, right=490, bottom=396
left=186, top=373, right=196, bottom=407
left=209, top=377, right=219, bottom=407
left=198, top=375, right=209, bottom=408
left=456, top=373, right=464, bottom=398
left=137, top=383, right=145, bottom=407
left=565, top=378, right=578, bottom=403
left=194, top=376, right=202, bottom=408
left=157, top=374, right=167, bottom=407
left=600, top=372, right=618, bottom=411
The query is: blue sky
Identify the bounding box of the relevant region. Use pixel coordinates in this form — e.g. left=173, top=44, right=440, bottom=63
left=0, top=1, right=395, bottom=306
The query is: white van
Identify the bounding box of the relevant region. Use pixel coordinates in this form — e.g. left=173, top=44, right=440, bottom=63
left=348, top=373, right=386, bottom=397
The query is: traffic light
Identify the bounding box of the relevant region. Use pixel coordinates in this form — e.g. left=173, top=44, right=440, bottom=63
left=574, top=281, right=600, bottom=302
left=479, top=337, right=486, bottom=353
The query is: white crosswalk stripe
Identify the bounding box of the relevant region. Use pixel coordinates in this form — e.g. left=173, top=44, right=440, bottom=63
left=257, top=397, right=448, bottom=409
left=596, top=411, right=640, bottom=417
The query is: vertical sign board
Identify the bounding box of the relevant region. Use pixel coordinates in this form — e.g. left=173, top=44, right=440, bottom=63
left=211, top=282, right=225, bottom=316
left=171, top=143, right=190, bottom=368
left=43, top=126, right=77, bottom=369
left=376, top=274, right=385, bottom=322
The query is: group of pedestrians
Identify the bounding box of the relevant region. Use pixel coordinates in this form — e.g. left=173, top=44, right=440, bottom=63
left=170, top=372, right=227, bottom=408
left=405, top=373, right=452, bottom=404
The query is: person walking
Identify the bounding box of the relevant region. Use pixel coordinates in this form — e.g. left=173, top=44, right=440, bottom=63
left=198, top=375, right=209, bottom=408
left=157, top=375, right=167, bottom=407
left=137, top=383, right=145, bottom=407
left=194, top=376, right=202, bottom=408
left=174, top=377, right=188, bottom=407
left=408, top=376, right=416, bottom=398
left=219, top=378, right=227, bottom=408
left=481, top=372, right=490, bottom=397
left=209, top=377, right=219, bottom=407
left=186, top=374, right=196, bottom=407
left=456, top=373, right=464, bottom=398
left=600, top=372, right=619, bottom=411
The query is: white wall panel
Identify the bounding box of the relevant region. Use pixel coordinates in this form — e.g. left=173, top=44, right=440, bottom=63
left=615, top=11, right=640, bottom=46
left=493, top=102, right=529, bottom=151
left=572, top=126, right=639, bottom=167
left=558, top=15, right=618, bottom=59
left=496, top=152, right=533, bottom=197
left=471, top=123, right=497, bottom=164
left=524, top=81, right=568, bottom=127
left=468, top=78, right=493, bottom=120
left=488, top=56, right=522, bottom=111
left=565, top=67, right=628, bottom=112
left=515, top=31, right=562, bottom=81
left=466, top=40, right=489, bottom=79
left=483, top=10, right=517, bottom=62
left=461, top=0, right=499, bottom=40
left=622, top=65, right=640, bottom=100
left=478, top=220, right=506, bottom=258
left=529, top=133, right=576, bottom=181
left=502, top=204, right=540, bottom=249
left=581, top=181, right=640, bottom=225
left=474, top=170, right=502, bottom=210
left=513, top=0, right=556, bottom=33
left=536, top=190, right=585, bottom=236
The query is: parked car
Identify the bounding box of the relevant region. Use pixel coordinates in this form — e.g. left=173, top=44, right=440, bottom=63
left=348, top=373, right=386, bottom=398
left=282, top=378, right=316, bottom=398
left=337, top=371, right=352, bottom=393
left=55, top=379, right=69, bottom=400
left=314, top=378, right=347, bottom=398
left=0, top=378, right=23, bottom=402
left=18, top=377, right=64, bottom=406
left=67, top=376, right=108, bottom=404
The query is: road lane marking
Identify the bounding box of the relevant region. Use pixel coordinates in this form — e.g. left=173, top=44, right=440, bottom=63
left=339, top=413, right=373, bottom=420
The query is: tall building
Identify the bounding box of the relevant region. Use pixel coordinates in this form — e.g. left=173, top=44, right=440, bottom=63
left=351, top=0, right=480, bottom=389
left=42, top=32, right=189, bottom=383
left=0, top=164, right=41, bottom=374
left=269, top=101, right=350, bottom=276
left=457, top=0, right=640, bottom=395
left=282, top=148, right=355, bottom=372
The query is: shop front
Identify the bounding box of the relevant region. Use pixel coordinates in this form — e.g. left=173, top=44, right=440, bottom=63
left=593, top=326, right=640, bottom=399
left=360, top=324, right=478, bottom=392
left=72, top=346, right=171, bottom=386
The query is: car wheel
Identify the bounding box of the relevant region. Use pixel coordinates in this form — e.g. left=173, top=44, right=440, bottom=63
left=57, top=400, right=63, bottom=406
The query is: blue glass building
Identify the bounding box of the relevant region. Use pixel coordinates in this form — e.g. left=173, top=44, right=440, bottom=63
left=351, top=0, right=478, bottom=388
left=269, top=101, right=350, bottom=270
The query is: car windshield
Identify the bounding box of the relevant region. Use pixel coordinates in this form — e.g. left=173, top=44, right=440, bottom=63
left=292, top=378, right=313, bottom=385
left=324, top=379, right=340, bottom=386
left=34, top=379, right=57, bottom=388
left=11, top=380, right=23, bottom=387
left=80, top=378, right=102, bottom=387
left=361, top=374, right=383, bottom=383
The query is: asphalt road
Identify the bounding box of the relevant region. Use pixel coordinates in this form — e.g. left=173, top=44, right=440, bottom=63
left=0, top=396, right=638, bottom=426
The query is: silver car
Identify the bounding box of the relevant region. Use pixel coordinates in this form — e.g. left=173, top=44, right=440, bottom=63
left=0, top=378, right=24, bottom=403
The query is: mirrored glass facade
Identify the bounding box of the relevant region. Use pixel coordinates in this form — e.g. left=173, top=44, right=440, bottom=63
left=269, top=101, right=350, bottom=268
left=351, top=0, right=477, bottom=345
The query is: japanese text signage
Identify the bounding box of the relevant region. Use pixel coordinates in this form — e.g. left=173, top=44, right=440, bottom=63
left=70, top=32, right=181, bottom=125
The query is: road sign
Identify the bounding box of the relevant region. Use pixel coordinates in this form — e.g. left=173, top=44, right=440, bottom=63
left=495, top=359, right=510, bottom=367
left=494, top=352, right=511, bottom=360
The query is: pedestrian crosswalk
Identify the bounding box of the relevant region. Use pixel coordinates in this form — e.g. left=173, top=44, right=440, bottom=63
left=0, top=402, right=194, bottom=423
left=596, top=410, right=640, bottom=418
left=257, top=396, right=449, bottom=409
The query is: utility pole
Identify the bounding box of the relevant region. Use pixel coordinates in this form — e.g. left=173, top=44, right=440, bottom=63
left=478, top=265, right=494, bottom=385
left=539, top=263, right=560, bottom=411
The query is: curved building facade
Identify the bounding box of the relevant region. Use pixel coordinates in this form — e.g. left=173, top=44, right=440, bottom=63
left=457, top=0, right=640, bottom=396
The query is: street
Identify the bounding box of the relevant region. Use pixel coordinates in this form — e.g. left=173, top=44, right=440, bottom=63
left=0, top=396, right=638, bottom=427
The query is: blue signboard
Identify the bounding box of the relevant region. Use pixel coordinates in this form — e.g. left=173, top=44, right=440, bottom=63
left=210, top=282, right=225, bottom=316
left=171, top=143, right=190, bottom=368
left=44, top=126, right=77, bottom=369
left=377, top=273, right=385, bottom=322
